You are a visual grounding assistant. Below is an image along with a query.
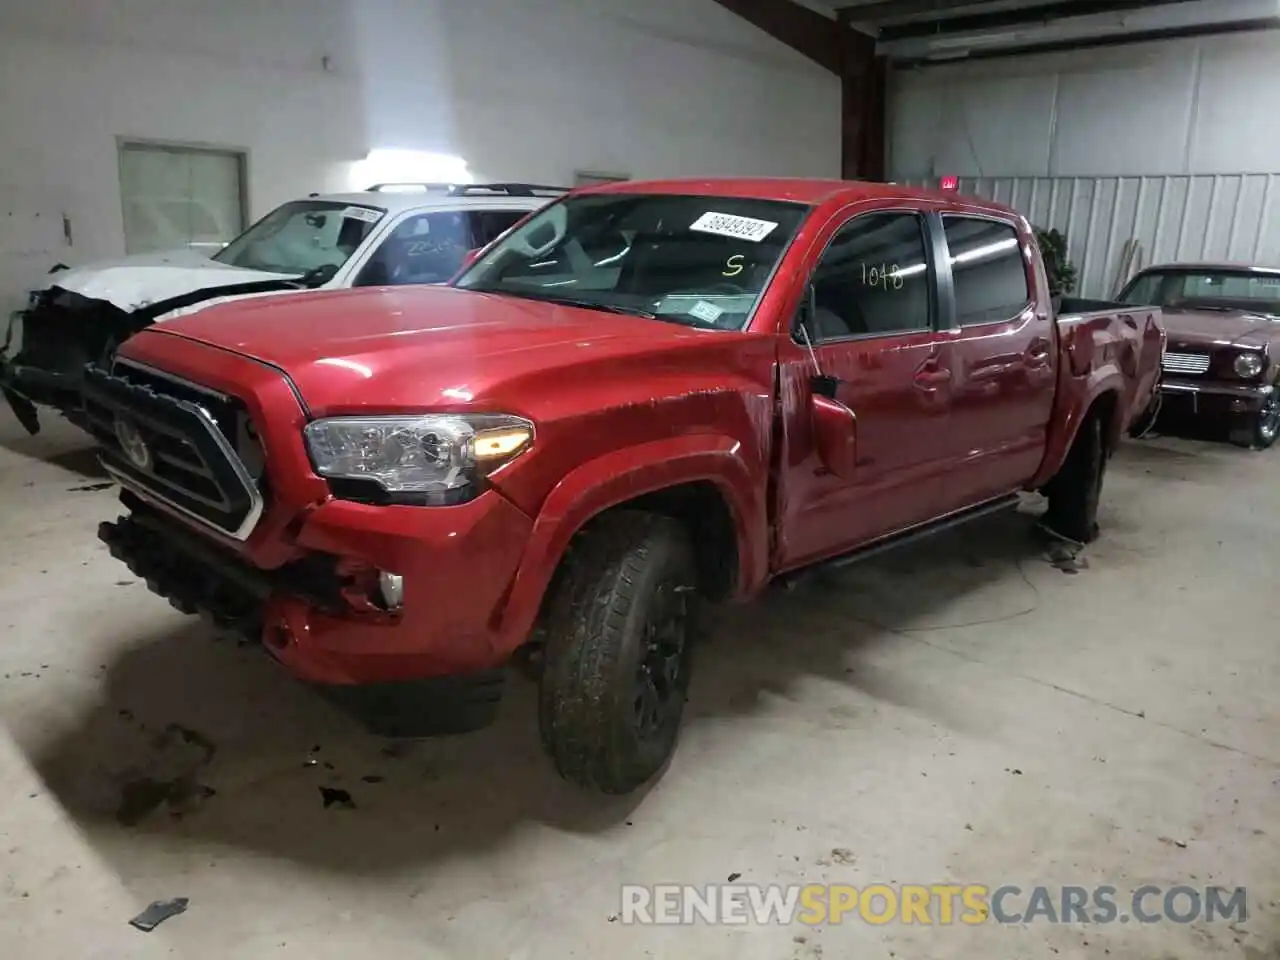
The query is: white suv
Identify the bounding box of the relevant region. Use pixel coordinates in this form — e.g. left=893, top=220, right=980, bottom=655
left=2, top=183, right=563, bottom=433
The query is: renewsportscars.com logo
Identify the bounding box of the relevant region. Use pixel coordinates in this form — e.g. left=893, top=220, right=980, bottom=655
left=619, top=884, right=1248, bottom=926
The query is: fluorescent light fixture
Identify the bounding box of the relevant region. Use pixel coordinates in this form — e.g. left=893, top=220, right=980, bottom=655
left=953, top=238, right=1018, bottom=265
left=350, top=149, right=473, bottom=190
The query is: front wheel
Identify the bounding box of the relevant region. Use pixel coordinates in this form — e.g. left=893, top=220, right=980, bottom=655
left=1042, top=414, right=1105, bottom=544
left=1230, top=391, right=1280, bottom=450
left=538, top=511, right=697, bottom=794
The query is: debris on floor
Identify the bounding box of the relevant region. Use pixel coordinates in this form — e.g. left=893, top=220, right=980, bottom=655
left=117, top=777, right=216, bottom=826
left=817, top=847, right=856, bottom=866
left=68, top=481, right=115, bottom=493
left=114, top=722, right=219, bottom=826
left=129, top=897, right=189, bottom=932
left=319, top=787, right=356, bottom=810
left=1044, top=540, right=1089, bottom=574
left=360, top=775, right=384, bottom=784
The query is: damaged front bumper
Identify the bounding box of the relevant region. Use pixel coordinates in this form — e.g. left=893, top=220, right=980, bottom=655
left=1, top=289, right=131, bottom=435
left=98, top=492, right=507, bottom=737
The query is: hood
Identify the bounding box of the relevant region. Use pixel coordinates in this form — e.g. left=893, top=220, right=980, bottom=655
left=148, top=285, right=706, bottom=414
left=1160, top=306, right=1280, bottom=350
left=40, top=249, right=299, bottom=313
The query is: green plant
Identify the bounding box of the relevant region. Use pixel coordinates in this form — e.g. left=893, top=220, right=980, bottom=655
left=1034, top=227, right=1078, bottom=298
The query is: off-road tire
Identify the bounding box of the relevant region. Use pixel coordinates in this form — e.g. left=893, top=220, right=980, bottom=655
left=1043, top=414, right=1105, bottom=544
left=538, top=511, right=697, bottom=794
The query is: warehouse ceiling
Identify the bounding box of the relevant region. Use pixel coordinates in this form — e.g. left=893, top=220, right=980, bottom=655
left=802, top=0, right=1280, bottom=63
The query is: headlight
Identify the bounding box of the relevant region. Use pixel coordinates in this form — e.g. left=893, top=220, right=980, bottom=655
left=303, top=413, right=533, bottom=504
left=1233, top=352, right=1265, bottom=378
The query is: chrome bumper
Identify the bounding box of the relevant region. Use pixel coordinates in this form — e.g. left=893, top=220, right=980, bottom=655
left=1160, top=378, right=1273, bottom=414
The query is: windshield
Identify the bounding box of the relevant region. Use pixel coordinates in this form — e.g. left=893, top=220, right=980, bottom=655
left=1121, top=268, right=1280, bottom=317
left=452, top=193, right=809, bottom=330
left=213, top=200, right=385, bottom=280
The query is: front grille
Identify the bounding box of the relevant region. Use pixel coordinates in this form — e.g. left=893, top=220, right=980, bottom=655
left=1162, top=351, right=1211, bottom=375
left=82, top=361, right=265, bottom=540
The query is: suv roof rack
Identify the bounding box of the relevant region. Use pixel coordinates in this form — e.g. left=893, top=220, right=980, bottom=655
left=365, top=182, right=569, bottom=197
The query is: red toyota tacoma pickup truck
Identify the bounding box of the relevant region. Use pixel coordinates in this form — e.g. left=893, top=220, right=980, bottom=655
left=84, top=179, right=1163, bottom=793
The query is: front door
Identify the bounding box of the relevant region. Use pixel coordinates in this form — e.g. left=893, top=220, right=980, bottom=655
left=932, top=214, right=1057, bottom=514
left=777, top=208, right=952, bottom=571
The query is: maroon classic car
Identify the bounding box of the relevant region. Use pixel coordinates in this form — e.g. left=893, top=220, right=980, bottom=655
left=1119, top=263, right=1280, bottom=449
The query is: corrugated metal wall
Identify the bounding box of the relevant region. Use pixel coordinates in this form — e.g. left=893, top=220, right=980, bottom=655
left=908, top=174, right=1280, bottom=299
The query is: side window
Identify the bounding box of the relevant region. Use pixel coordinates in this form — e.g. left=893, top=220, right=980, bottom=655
left=355, top=211, right=473, bottom=287
left=806, top=212, right=931, bottom=341
left=1119, top=273, right=1161, bottom=305
left=943, top=217, right=1031, bottom=325
left=470, top=210, right=528, bottom=247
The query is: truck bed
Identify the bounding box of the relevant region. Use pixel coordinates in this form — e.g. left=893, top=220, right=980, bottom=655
left=1053, top=296, right=1164, bottom=443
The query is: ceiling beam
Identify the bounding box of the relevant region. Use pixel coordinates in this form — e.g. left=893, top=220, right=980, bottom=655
left=880, top=0, right=1203, bottom=41
left=893, top=14, right=1279, bottom=64
left=709, top=0, right=842, bottom=72
left=835, top=0, right=997, bottom=24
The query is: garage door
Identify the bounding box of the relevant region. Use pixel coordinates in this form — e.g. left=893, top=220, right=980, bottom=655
left=912, top=174, right=1280, bottom=299
left=118, top=143, right=246, bottom=256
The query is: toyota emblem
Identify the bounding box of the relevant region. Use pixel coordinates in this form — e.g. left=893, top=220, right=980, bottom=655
left=114, top=419, right=153, bottom=471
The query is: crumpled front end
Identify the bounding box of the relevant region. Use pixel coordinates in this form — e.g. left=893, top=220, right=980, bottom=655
left=2, top=270, right=305, bottom=436
left=1, top=286, right=139, bottom=434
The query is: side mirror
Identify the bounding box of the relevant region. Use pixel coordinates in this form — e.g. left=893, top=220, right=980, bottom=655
left=461, top=247, right=482, bottom=269
left=810, top=380, right=857, bottom=479
left=299, top=262, right=339, bottom=288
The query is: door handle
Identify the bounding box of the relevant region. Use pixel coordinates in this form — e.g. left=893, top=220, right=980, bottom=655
left=913, top=361, right=952, bottom=389
left=1027, top=338, right=1051, bottom=363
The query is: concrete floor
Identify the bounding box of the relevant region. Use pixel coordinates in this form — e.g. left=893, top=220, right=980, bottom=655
left=0, top=413, right=1277, bottom=960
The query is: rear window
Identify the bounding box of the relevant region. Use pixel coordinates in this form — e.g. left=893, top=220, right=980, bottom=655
left=943, top=217, right=1031, bottom=326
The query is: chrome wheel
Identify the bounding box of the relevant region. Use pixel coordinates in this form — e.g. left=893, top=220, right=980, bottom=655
left=1257, top=393, right=1280, bottom=448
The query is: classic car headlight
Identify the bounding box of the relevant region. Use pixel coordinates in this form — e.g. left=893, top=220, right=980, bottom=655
left=1233, top=351, right=1265, bottom=378
left=303, top=413, right=533, bottom=504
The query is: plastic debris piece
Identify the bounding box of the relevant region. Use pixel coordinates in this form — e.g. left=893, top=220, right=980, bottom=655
left=320, top=787, right=355, bottom=809
left=129, top=898, right=189, bottom=931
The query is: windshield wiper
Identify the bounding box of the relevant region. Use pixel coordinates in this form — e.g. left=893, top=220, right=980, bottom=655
left=483, top=289, right=657, bottom=319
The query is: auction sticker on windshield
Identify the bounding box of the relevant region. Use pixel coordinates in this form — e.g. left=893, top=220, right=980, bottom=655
left=343, top=206, right=384, bottom=223
left=690, top=212, right=778, bottom=243
left=687, top=300, right=725, bottom=325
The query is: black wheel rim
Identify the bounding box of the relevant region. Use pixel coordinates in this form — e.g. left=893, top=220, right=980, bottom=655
left=633, top=583, right=688, bottom=741
left=1259, top=394, right=1280, bottom=444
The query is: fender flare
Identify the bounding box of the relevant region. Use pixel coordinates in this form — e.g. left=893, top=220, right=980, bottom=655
left=1032, top=369, right=1127, bottom=488
left=494, top=434, right=767, bottom=651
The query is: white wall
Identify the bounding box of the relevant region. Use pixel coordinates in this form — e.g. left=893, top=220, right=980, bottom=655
left=0, top=0, right=840, bottom=313
left=0, top=0, right=364, bottom=314
left=888, top=31, right=1280, bottom=180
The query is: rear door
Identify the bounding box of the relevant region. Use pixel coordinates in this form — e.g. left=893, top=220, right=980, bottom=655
left=776, top=206, right=953, bottom=569
left=932, top=214, right=1056, bottom=513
